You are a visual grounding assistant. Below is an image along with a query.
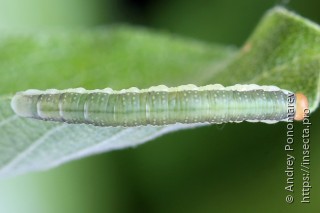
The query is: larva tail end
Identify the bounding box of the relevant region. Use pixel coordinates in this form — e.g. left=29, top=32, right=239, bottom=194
left=294, top=93, right=309, bottom=121
left=11, top=93, right=35, bottom=118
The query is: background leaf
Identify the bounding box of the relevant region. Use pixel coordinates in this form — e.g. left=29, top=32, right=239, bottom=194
left=211, top=7, right=320, bottom=111
left=0, top=7, right=319, bottom=178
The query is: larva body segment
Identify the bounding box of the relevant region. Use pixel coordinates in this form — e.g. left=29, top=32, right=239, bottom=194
left=11, top=84, right=295, bottom=127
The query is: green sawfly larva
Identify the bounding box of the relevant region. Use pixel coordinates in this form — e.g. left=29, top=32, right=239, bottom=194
left=11, top=84, right=308, bottom=127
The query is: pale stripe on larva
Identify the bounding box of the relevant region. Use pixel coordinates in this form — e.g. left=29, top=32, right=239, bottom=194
left=10, top=84, right=308, bottom=127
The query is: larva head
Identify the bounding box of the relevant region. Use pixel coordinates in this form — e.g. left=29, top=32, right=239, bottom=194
left=294, top=93, right=309, bottom=121
left=11, top=93, right=38, bottom=118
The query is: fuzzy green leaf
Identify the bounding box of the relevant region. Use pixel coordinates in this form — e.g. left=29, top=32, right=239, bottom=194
left=0, top=6, right=319, bottom=178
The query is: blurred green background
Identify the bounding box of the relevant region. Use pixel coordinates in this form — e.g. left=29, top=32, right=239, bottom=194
left=0, top=0, right=319, bottom=212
